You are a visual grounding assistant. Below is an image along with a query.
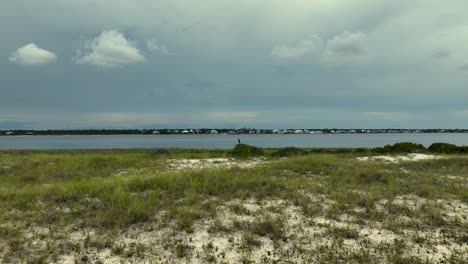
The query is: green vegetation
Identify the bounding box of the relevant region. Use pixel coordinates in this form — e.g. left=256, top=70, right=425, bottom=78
left=372, top=141, right=468, bottom=154
left=429, top=142, right=468, bottom=154
left=271, top=147, right=308, bottom=157
left=373, top=142, right=427, bottom=153
left=230, top=143, right=264, bottom=158
left=0, top=144, right=467, bottom=263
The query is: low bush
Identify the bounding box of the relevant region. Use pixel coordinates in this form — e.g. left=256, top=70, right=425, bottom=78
left=429, top=142, right=468, bottom=154
left=373, top=142, right=426, bottom=154
left=250, top=216, right=285, bottom=241
left=230, top=144, right=264, bottom=158
left=271, top=147, right=308, bottom=157
left=428, top=143, right=458, bottom=153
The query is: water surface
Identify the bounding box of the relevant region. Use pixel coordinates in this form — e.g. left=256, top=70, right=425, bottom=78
left=1, top=133, right=468, bottom=149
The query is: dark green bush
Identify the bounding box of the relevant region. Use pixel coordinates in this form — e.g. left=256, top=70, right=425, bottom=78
left=230, top=144, right=264, bottom=158
left=428, top=143, right=458, bottom=153
left=458, top=146, right=468, bottom=153
left=146, top=149, right=171, bottom=158
left=373, top=142, right=426, bottom=154
left=271, top=147, right=308, bottom=157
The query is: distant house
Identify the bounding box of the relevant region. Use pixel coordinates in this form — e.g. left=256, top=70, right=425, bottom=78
left=181, top=130, right=190, bottom=134
left=6, top=131, right=13, bottom=135
left=210, top=129, right=219, bottom=135
left=294, top=129, right=304, bottom=134
left=26, top=132, right=35, bottom=135
left=272, top=129, right=280, bottom=134
left=152, top=130, right=160, bottom=135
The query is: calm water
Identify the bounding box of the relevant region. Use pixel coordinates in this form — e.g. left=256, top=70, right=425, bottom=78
left=0, top=134, right=468, bottom=149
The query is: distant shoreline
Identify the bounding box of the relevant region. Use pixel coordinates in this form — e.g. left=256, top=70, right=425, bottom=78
left=1, top=128, right=468, bottom=136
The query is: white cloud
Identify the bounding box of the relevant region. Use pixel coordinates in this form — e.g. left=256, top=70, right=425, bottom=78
left=147, top=39, right=175, bottom=55
left=74, top=30, right=145, bottom=67
left=9, top=43, right=56, bottom=65
left=326, top=31, right=366, bottom=56
left=271, top=36, right=323, bottom=60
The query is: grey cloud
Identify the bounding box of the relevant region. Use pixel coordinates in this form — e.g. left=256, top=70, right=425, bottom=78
left=147, top=39, right=175, bottom=55
left=271, top=31, right=367, bottom=64
left=433, top=49, right=450, bottom=59
left=459, top=64, right=468, bottom=71
left=271, top=36, right=323, bottom=60
left=326, top=31, right=366, bottom=56
left=1, top=1, right=468, bottom=128
left=0, top=121, right=33, bottom=129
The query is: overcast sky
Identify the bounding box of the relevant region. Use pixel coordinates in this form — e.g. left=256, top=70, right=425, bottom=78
left=1, top=0, right=468, bottom=129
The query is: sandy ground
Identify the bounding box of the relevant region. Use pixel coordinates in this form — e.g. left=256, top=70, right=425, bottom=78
left=165, top=157, right=268, bottom=170
left=2, top=156, right=467, bottom=263
left=2, top=196, right=466, bottom=264
left=357, top=153, right=443, bottom=163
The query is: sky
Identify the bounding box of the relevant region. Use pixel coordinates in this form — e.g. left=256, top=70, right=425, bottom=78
left=1, top=0, right=468, bottom=129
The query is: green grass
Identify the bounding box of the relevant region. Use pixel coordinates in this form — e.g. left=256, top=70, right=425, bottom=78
left=0, top=148, right=467, bottom=263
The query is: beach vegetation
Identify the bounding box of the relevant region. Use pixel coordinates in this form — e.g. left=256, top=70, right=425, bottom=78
left=0, top=144, right=467, bottom=263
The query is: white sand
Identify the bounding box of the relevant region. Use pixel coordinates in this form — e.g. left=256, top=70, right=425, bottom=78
left=357, top=154, right=443, bottom=163
left=165, top=157, right=267, bottom=170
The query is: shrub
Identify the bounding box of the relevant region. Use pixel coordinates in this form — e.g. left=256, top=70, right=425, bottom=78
left=250, top=216, right=285, bottom=241
left=428, top=143, right=458, bottom=153
left=271, top=147, right=308, bottom=157
left=458, top=146, right=468, bottom=153
left=148, top=148, right=171, bottom=156
left=230, top=144, right=264, bottom=158
left=372, top=142, right=426, bottom=154
left=428, top=143, right=468, bottom=154
left=328, top=226, right=360, bottom=239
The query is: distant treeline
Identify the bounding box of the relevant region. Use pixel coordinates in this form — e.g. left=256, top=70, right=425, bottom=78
left=0, top=129, right=234, bottom=136
left=1, top=129, right=154, bottom=136
left=1, top=128, right=468, bottom=136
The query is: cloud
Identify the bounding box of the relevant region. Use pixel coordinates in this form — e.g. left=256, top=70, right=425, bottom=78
left=74, top=30, right=145, bottom=67
left=206, top=111, right=257, bottom=122
left=325, top=31, right=366, bottom=56
left=271, top=36, right=323, bottom=60
left=364, top=111, right=412, bottom=121
left=147, top=39, right=175, bottom=55
left=459, top=64, right=468, bottom=71
left=0, top=120, right=33, bottom=129
left=9, top=43, right=56, bottom=65
left=2, top=1, right=468, bottom=129
left=433, top=48, right=450, bottom=59
left=271, top=31, right=367, bottom=65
